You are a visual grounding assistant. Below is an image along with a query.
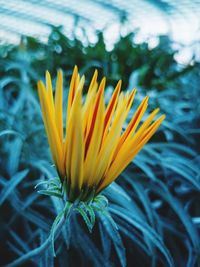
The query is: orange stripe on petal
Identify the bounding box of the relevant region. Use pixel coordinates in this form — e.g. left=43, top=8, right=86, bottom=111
left=66, top=88, right=84, bottom=193
left=87, top=69, right=98, bottom=95
left=85, top=78, right=105, bottom=158
left=122, top=96, right=148, bottom=142
left=66, top=66, right=78, bottom=135
left=127, top=89, right=136, bottom=108
left=112, top=96, right=148, bottom=160
left=124, top=89, right=136, bottom=118
left=98, top=115, right=165, bottom=193
left=103, top=80, right=121, bottom=134
left=139, top=114, right=165, bottom=144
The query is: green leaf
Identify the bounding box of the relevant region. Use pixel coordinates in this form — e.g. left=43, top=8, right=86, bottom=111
left=153, top=181, right=200, bottom=251
left=0, top=129, right=25, bottom=140
left=110, top=207, right=174, bottom=267
left=37, top=190, right=63, bottom=199
left=76, top=204, right=95, bottom=233
left=98, top=212, right=125, bottom=267
left=0, top=169, right=29, bottom=205
left=83, top=203, right=96, bottom=229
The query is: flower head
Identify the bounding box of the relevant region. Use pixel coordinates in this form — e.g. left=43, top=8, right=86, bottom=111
left=37, top=66, right=165, bottom=202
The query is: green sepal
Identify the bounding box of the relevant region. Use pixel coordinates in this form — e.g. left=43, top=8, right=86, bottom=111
left=37, top=190, right=63, bottom=199
left=76, top=204, right=95, bottom=233
left=36, top=177, right=63, bottom=199
left=50, top=202, right=72, bottom=257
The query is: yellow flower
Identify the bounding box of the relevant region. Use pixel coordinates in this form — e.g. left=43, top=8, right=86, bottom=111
left=37, top=66, right=165, bottom=202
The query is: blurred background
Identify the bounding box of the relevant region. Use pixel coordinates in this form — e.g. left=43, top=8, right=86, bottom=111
left=0, top=1, right=200, bottom=267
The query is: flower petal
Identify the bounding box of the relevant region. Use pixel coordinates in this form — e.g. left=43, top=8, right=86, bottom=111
left=46, top=71, right=55, bottom=118
left=113, top=96, right=148, bottom=160
left=98, top=114, right=165, bottom=192
left=93, top=96, right=128, bottom=186
left=66, top=65, right=78, bottom=133
left=55, top=69, right=63, bottom=143
left=66, top=85, right=84, bottom=197
left=103, top=80, right=121, bottom=139
left=37, top=80, right=64, bottom=177
left=83, top=81, right=105, bottom=187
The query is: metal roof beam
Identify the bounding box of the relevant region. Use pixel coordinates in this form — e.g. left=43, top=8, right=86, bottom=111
left=24, top=0, right=91, bottom=23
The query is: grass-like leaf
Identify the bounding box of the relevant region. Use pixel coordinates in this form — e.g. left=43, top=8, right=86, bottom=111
left=0, top=169, right=29, bottom=205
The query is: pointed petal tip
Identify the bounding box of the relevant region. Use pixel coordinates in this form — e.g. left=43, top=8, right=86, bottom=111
left=102, top=76, right=106, bottom=84
left=74, top=65, right=78, bottom=74
left=94, top=69, right=98, bottom=76
left=141, top=96, right=149, bottom=106
left=37, top=80, right=44, bottom=89
left=57, top=68, right=63, bottom=74
left=98, top=77, right=106, bottom=90
left=45, top=70, right=50, bottom=77
left=115, top=80, right=122, bottom=93
left=71, top=65, right=78, bottom=77
left=118, top=79, right=122, bottom=85
left=80, top=74, right=85, bottom=83
left=154, top=107, right=160, bottom=113
left=129, top=88, right=136, bottom=97
left=160, top=114, right=166, bottom=121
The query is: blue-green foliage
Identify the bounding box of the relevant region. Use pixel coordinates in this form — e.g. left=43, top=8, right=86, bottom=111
left=0, top=27, right=200, bottom=267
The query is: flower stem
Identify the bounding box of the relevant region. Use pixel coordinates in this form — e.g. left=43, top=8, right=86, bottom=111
left=5, top=202, right=72, bottom=267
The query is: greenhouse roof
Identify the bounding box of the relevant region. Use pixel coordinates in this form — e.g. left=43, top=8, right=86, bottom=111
left=0, top=0, right=200, bottom=45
